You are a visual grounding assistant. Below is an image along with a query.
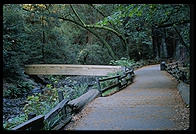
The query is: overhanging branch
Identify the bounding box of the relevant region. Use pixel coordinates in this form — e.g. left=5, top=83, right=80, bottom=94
left=173, top=26, right=190, bottom=52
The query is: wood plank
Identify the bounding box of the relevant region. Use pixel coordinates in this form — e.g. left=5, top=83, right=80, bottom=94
left=101, top=82, right=120, bottom=93
left=99, top=75, right=120, bottom=82
left=25, top=64, right=122, bottom=76
left=44, top=99, right=69, bottom=121
left=12, top=115, right=44, bottom=130
left=52, top=116, right=72, bottom=130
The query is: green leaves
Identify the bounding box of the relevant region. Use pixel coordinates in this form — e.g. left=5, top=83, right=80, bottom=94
left=3, top=114, right=28, bottom=129
left=23, top=87, right=59, bottom=116
left=110, top=57, right=136, bottom=68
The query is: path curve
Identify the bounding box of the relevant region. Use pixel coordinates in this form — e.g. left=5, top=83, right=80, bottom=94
left=64, top=64, right=189, bottom=130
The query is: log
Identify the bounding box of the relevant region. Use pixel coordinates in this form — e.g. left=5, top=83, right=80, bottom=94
left=67, top=89, right=100, bottom=113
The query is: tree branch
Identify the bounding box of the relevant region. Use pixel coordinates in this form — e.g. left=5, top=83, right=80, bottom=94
left=70, top=4, right=127, bottom=49
left=173, top=26, right=190, bottom=52
left=22, top=6, right=117, bottom=59
left=57, top=16, right=116, bottom=59
left=88, top=4, right=120, bottom=35
left=85, top=24, right=127, bottom=49
left=70, top=4, right=86, bottom=26
left=88, top=4, right=106, bottom=18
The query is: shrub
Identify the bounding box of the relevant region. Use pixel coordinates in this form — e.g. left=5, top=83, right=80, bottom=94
left=23, top=87, right=59, bottom=116
left=3, top=114, right=28, bottom=129
left=109, top=57, right=136, bottom=68
left=3, top=80, right=34, bottom=98
left=77, top=43, right=112, bottom=65
left=69, top=84, right=88, bottom=100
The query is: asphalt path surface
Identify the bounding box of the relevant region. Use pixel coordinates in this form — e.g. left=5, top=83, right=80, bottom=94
left=64, top=64, right=189, bottom=130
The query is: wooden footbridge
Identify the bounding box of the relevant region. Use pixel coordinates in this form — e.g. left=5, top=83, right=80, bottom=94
left=24, top=64, right=124, bottom=76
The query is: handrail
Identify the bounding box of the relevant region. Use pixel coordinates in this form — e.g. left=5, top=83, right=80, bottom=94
left=12, top=115, right=45, bottom=130
left=102, top=82, right=121, bottom=93
left=99, top=75, right=120, bottom=82
left=96, top=67, right=135, bottom=95
left=11, top=99, right=69, bottom=130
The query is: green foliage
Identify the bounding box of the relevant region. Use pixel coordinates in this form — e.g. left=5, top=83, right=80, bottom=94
left=17, top=80, right=34, bottom=92
left=77, top=43, right=112, bottom=65
left=3, top=80, right=33, bottom=98
left=3, top=5, right=31, bottom=77
left=100, top=79, right=116, bottom=90
left=110, top=57, right=136, bottom=68
left=99, top=70, right=123, bottom=96
left=3, top=114, right=28, bottom=129
left=44, top=113, right=64, bottom=130
left=4, top=82, right=89, bottom=130
left=23, top=87, right=59, bottom=116
left=71, top=84, right=88, bottom=100
left=3, top=4, right=190, bottom=101
left=102, top=88, right=117, bottom=97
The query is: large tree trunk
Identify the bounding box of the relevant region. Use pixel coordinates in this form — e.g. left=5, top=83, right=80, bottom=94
left=42, top=31, right=45, bottom=63
left=152, top=28, right=157, bottom=58
left=152, top=28, right=160, bottom=59
left=160, top=28, right=168, bottom=58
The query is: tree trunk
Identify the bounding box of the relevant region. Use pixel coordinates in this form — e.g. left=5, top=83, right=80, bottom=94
left=160, top=28, right=168, bottom=58
left=152, top=28, right=157, bottom=58
left=42, top=31, right=45, bottom=63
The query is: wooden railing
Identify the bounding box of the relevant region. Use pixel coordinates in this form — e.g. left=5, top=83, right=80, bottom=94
left=165, top=62, right=189, bottom=84
left=11, top=66, right=135, bottom=130
left=11, top=90, right=101, bottom=130
left=12, top=115, right=45, bottom=130
left=96, top=68, right=135, bottom=96
left=12, top=98, right=71, bottom=130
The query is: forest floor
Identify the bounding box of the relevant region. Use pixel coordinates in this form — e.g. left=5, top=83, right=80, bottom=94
left=64, top=64, right=190, bottom=130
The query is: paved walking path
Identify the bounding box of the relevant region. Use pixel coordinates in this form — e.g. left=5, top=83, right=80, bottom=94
left=64, top=64, right=189, bottom=130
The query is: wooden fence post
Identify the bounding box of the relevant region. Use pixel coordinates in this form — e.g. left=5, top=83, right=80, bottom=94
left=27, top=113, right=36, bottom=130
left=96, top=78, right=102, bottom=96
left=127, top=72, right=131, bottom=84
left=116, top=77, right=120, bottom=91
left=58, top=91, right=66, bottom=116
left=123, top=72, right=127, bottom=86
left=28, top=113, right=36, bottom=120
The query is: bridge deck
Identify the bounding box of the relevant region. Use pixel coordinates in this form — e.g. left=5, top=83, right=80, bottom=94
left=25, top=64, right=122, bottom=76
left=64, top=64, right=189, bottom=130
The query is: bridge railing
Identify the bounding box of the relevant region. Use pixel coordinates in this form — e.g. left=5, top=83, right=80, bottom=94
left=96, top=68, right=135, bottom=96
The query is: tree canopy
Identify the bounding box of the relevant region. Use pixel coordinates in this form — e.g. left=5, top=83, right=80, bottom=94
left=3, top=4, right=191, bottom=77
